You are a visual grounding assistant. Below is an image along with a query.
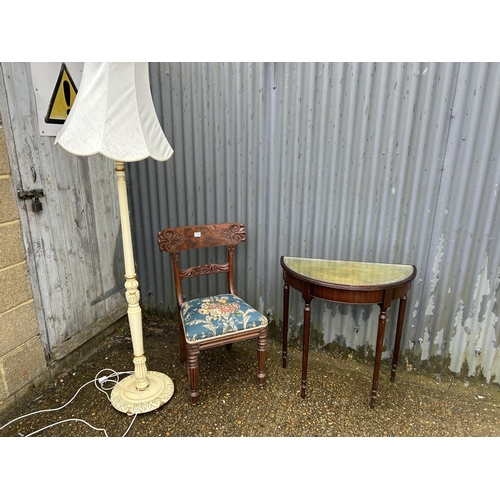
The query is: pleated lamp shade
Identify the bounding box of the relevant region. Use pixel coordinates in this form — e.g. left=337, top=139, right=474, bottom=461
left=55, top=62, right=173, bottom=162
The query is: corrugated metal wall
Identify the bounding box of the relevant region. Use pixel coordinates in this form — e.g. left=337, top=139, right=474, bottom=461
left=417, top=63, right=500, bottom=379
left=128, top=62, right=500, bottom=383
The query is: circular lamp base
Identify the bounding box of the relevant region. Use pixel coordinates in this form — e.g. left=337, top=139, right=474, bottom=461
left=111, top=371, right=174, bottom=415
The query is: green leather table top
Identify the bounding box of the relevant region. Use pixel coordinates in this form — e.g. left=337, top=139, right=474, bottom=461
left=283, top=257, right=415, bottom=287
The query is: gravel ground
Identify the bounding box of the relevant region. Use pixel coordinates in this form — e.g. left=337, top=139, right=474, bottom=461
left=1, top=314, right=499, bottom=439
left=2, top=313, right=499, bottom=498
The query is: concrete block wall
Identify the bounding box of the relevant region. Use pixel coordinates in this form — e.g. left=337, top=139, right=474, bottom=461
left=0, top=125, right=47, bottom=410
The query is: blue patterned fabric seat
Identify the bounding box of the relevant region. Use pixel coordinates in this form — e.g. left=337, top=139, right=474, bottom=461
left=181, top=294, right=268, bottom=343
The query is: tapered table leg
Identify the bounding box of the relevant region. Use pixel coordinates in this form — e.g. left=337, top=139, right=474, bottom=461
left=371, top=305, right=387, bottom=408
left=282, top=281, right=290, bottom=368
left=301, top=299, right=312, bottom=398
left=391, top=295, right=407, bottom=382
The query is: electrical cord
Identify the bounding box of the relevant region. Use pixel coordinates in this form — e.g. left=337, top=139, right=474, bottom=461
left=0, top=369, right=141, bottom=437
left=25, top=418, right=112, bottom=437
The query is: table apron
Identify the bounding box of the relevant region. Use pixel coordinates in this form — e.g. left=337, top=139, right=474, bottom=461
left=283, top=271, right=412, bottom=306
left=310, top=285, right=385, bottom=304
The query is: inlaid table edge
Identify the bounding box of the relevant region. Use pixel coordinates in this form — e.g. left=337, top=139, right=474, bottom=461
left=280, top=255, right=417, bottom=291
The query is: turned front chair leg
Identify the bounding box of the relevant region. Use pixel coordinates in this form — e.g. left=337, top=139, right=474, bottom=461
left=187, top=344, right=200, bottom=405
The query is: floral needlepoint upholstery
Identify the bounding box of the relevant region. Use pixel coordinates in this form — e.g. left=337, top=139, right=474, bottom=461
left=181, top=294, right=268, bottom=343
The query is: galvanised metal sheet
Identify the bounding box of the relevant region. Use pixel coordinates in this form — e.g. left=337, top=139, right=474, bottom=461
left=129, top=62, right=500, bottom=383
left=128, top=62, right=272, bottom=310
left=416, top=62, right=500, bottom=382
left=266, top=62, right=457, bottom=356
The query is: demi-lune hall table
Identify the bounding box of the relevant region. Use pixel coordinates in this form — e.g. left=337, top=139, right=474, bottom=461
left=280, top=256, right=417, bottom=408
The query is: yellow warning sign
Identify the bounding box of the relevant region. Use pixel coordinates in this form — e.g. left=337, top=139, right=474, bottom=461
left=44, top=63, right=78, bottom=124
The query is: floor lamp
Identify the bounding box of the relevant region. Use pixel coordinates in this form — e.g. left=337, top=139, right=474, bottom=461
left=55, top=62, right=174, bottom=415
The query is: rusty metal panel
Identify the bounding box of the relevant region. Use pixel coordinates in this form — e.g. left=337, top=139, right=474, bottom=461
left=416, top=62, right=500, bottom=382
left=128, top=62, right=500, bottom=383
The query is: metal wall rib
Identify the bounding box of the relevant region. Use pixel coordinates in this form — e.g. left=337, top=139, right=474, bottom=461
left=128, top=62, right=500, bottom=383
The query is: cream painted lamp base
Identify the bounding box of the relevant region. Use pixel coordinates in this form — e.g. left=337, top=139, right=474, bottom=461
left=111, top=371, right=174, bottom=415
left=110, top=161, right=175, bottom=416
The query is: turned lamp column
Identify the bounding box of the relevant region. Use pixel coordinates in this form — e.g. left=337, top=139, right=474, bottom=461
left=108, top=160, right=174, bottom=415
left=115, top=161, right=148, bottom=391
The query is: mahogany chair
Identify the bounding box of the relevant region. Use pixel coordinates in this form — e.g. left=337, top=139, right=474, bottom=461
left=157, top=222, right=268, bottom=405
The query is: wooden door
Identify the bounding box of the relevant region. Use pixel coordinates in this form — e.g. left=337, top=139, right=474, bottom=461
left=0, top=62, right=126, bottom=357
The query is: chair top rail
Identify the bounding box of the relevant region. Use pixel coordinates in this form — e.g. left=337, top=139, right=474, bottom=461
left=158, top=222, right=246, bottom=253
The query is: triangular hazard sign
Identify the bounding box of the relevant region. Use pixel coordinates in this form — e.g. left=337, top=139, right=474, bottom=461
left=44, top=63, right=78, bottom=124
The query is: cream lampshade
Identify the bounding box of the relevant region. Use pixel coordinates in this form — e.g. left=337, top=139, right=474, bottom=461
left=55, top=62, right=174, bottom=415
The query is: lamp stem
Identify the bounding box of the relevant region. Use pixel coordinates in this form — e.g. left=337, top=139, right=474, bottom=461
left=110, top=160, right=173, bottom=414
left=115, top=161, right=148, bottom=391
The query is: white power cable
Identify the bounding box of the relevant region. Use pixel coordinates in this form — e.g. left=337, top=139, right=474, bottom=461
left=25, top=418, right=111, bottom=437
left=0, top=369, right=140, bottom=437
